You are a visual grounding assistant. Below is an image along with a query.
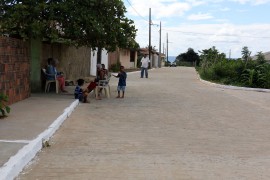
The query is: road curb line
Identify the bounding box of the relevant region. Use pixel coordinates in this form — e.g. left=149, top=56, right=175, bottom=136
left=199, top=78, right=270, bottom=93
left=0, top=99, right=79, bottom=180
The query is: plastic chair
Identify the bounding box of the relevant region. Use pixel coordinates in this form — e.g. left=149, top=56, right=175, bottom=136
left=95, top=73, right=111, bottom=98
left=42, top=68, right=59, bottom=93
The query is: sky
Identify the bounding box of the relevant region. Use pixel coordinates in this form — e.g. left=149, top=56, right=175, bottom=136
left=123, top=0, right=270, bottom=58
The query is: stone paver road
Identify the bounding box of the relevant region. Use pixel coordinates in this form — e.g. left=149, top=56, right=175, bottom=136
left=17, top=67, right=270, bottom=180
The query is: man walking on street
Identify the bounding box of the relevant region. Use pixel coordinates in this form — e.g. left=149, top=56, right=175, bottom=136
left=140, top=54, right=150, bottom=78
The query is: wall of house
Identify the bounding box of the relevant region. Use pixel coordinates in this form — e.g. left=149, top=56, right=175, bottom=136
left=108, top=48, right=138, bottom=70
left=108, top=51, right=119, bottom=70
left=90, top=48, right=108, bottom=76
left=42, top=44, right=91, bottom=82
left=0, top=37, right=30, bottom=105
left=119, top=49, right=129, bottom=68
left=0, top=36, right=92, bottom=104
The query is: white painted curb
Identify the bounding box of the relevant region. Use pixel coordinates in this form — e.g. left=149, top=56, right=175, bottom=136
left=199, top=77, right=270, bottom=93
left=0, top=99, right=79, bottom=180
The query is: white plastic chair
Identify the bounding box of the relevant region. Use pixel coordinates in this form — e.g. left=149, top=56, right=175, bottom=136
left=42, top=68, right=59, bottom=93
left=95, top=73, right=111, bottom=98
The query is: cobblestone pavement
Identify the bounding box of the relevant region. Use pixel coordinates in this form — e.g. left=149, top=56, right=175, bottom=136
left=17, top=67, right=270, bottom=180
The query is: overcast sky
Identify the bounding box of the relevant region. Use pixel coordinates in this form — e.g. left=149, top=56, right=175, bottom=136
left=123, top=0, right=270, bottom=58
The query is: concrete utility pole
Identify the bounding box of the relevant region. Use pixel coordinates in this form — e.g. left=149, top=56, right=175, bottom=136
left=158, top=21, right=161, bottom=68
left=167, top=33, right=169, bottom=64
left=149, top=8, right=151, bottom=61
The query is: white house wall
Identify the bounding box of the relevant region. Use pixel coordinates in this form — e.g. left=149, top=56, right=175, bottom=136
left=90, top=48, right=108, bottom=76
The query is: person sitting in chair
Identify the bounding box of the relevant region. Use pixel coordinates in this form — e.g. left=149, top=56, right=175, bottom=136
left=46, top=58, right=67, bottom=93
left=86, top=64, right=105, bottom=100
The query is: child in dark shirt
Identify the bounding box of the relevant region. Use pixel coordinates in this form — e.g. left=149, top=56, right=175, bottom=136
left=113, top=66, right=127, bottom=98
left=74, top=79, right=89, bottom=103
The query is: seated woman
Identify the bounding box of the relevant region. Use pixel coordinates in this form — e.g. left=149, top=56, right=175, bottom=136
left=46, top=58, right=67, bottom=93
left=86, top=64, right=105, bottom=99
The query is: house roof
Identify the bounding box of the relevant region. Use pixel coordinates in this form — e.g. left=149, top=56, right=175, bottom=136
left=139, top=48, right=163, bottom=55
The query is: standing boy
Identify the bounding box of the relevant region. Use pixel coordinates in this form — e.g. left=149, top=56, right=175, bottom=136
left=113, top=66, right=127, bottom=98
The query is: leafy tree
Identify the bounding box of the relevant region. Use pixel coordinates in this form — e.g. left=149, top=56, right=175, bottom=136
left=0, top=0, right=138, bottom=59
left=241, top=46, right=251, bottom=66
left=198, top=46, right=225, bottom=70
left=255, top=51, right=266, bottom=64
left=176, top=48, right=200, bottom=66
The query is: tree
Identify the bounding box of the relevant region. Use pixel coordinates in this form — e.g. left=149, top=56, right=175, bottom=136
left=0, top=0, right=137, bottom=51
left=199, top=46, right=222, bottom=69
left=241, top=46, right=251, bottom=63
left=256, top=51, right=266, bottom=64
left=56, top=0, right=138, bottom=63
left=0, top=0, right=138, bottom=90
left=176, top=48, right=200, bottom=66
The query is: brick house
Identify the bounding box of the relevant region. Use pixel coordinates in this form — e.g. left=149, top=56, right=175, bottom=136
left=0, top=37, right=92, bottom=105
left=0, top=36, right=139, bottom=105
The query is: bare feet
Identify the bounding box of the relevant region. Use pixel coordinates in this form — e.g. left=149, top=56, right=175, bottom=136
left=96, top=96, right=102, bottom=100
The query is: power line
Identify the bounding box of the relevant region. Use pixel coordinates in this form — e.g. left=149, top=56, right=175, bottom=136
left=125, top=0, right=148, bottom=23
left=162, top=28, right=270, bottom=39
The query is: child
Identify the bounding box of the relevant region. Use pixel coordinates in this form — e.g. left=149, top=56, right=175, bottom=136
left=74, top=79, right=89, bottom=103
left=113, top=66, right=127, bottom=98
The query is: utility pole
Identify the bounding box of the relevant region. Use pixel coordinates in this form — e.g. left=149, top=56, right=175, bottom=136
left=149, top=8, right=151, bottom=61
left=167, top=33, right=169, bottom=65
left=158, top=21, right=161, bottom=68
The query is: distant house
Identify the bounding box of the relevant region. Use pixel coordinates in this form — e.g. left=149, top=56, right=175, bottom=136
left=139, top=48, right=165, bottom=68
left=251, top=51, right=270, bottom=62
left=108, top=48, right=138, bottom=70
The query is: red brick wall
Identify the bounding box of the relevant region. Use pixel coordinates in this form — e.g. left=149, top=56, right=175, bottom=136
left=0, top=37, right=30, bottom=105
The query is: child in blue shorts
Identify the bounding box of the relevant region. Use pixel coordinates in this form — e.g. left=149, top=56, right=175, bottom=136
left=74, top=79, right=89, bottom=103
left=113, top=66, right=127, bottom=98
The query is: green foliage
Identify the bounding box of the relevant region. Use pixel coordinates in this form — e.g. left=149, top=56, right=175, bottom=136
left=176, top=48, right=200, bottom=66
left=257, top=64, right=270, bottom=88
left=241, top=69, right=257, bottom=87
left=177, top=61, right=194, bottom=67
left=0, top=93, right=11, bottom=118
left=110, top=60, right=121, bottom=72
left=0, top=0, right=137, bottom=51
left=241, top=46, right=251, bottom=63
left=197, top=46, right=270, bottom=89
left=256, top=51, right=266, bottom=64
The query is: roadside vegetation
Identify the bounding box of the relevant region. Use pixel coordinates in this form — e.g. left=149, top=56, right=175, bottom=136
left=175, top=46, right=270, bottom=89
left=0, top=93, right=10, bottom=118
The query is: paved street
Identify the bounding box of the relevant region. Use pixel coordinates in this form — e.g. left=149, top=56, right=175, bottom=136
left=17, top=67, right=270, bottom=180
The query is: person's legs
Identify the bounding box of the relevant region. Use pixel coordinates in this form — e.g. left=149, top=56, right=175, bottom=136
left=57, top=76, right=67, bottom=92
left=141, top=67, right=144, bottom=78
left=116, top=86, right=120, bottom=98
left=83, top=92, right=89, bottom=103
left=145, top=68, right=148, bottom=78
left=121, top=86, right=125, bottom=98
left=87, top=81, right=96, bottom=93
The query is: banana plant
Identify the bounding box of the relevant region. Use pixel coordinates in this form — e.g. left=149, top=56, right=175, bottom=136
left=241, top=69, right=256, bottom=87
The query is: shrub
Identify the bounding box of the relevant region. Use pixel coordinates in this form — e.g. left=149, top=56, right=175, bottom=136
left=0, top=93, right=11, bottom=118
left=257, top=63, right=270, bottom=88
left=110, top=60, right=121, bottom=72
